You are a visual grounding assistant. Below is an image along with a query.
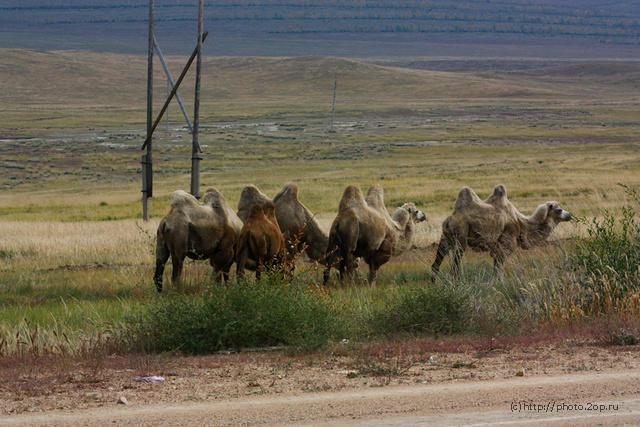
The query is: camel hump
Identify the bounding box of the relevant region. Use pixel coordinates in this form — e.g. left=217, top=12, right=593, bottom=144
left=170, top=190, right=199, bottom=208
left=203, top=187, right=231, bottom=219
left=240, top=185, right=259, bottom=200
left=239, top=185, right=269, bottom=204
left=493, top=184, right=507, bottom=198
left=273, top=182, right=299, bottom=203
left=339, top=185, right=365, bottom=211
left=486, top=184, right=509, bottom=207
left=365, top=184, right=385, bottom=209
left=203, top=187, right=223, bottom=207
left=238, top=185, right=270, bottom=210
left=454, top=187, right=481, bottom=211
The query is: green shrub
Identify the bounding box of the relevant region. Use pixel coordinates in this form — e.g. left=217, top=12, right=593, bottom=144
left=571, top=185, right=640, bottom=312
left=369, top=283, right=473, bottom=337
left=129, top=277, right=339, bottom=354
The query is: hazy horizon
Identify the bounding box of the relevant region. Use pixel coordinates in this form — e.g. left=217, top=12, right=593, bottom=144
left=1, top=0, right=639, bottom=59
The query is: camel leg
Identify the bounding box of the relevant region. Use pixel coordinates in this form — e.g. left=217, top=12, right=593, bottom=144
left=154, top=236, right=170, bottom=293
left=431, top=236, right=450, bottom=280
left=451, top=241, right=465, bottom=280
left=255, top=258, right=265, bottom=281
left=338, top=255, right=348, bottom=283
left=368, top=235, right=393, bottom=286
left=210, top=258, right=223, bottom=284
left=491, top=245, right=506, bottom=281
left=367, top=263, right=378, bottom=286
left=171, top=253, right=184, bottom=288
left=221, top=265, right=231, bottom=284
left=323, top=248, right=336, bottom=285
left=323, top=236, right=339, bottom=286
left=236, top=236, right=251, bottom=280
left=323, top=265, right=331, bottom=286
left=212, top=248, right=234, bottom=285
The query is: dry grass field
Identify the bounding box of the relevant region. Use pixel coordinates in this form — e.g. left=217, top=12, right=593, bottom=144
left=1, top=49, right=639, bottom=366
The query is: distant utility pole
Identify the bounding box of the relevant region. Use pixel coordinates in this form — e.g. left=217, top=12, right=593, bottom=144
left=141, top=0, right=207, bottom=220
left=329, top=73, right=337, bottom=131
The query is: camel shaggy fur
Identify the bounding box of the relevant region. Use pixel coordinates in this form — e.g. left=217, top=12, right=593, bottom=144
left=236, top=201, right=286, bottom=280
left=154, top=188, right=242, bottom=292
left=431, top=185, right=571, bottom=278
left=273, top=183, right=329, bottom=263
left=323, top=185, right=426, bottom=285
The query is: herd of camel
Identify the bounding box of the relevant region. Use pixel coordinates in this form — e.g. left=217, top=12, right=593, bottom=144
left=154, top=183, right=571, bottom=292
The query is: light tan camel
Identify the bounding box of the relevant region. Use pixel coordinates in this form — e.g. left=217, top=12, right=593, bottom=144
left=431, top=184, right=571, bottom=279
left=154, top=188, right=242, bottom=292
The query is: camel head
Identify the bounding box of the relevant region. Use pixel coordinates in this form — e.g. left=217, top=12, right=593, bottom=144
left=530, top=201, right=572, bottom=225
left=519, top=201, right=571, bottom=249
left=400, top=202, right=427, bottom=224
left=391, top=202, right=428, bottom=255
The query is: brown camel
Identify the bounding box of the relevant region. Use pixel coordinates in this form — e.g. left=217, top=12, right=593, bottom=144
left=273, top=183, right=329, bottom=263
left=236, top=201, right=286, bottom=280
left=323, top=185, right=426, bottom=285
left=154, top=188, right=242, bottom=292
left=238, top=184, right=329, bottom=263
left=431, top=184, right=571, bottom=279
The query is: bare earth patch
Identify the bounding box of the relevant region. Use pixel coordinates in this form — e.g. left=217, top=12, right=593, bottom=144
left=2, top=340, right=640, bottom=422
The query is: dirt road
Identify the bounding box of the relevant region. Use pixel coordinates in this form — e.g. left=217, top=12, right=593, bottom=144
left=4, top=370, right=639, bottom=426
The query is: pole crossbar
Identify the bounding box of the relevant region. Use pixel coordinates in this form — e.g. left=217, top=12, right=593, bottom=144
left=153, top=34, right=194, bottom=134
left=141, top=31, right=209, bottom=151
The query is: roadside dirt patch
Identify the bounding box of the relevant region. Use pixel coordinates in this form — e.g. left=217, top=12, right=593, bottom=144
left=2, top=340, right=639, bottom=417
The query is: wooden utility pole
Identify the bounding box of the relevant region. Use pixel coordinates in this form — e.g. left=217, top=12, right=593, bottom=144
left=329, top=73, right=337, bottom=131
left=141, top=0, right=207, bottom=219
left=142, top=0, right=154, bottom=221
left=190, top=0, right=204, bottom=199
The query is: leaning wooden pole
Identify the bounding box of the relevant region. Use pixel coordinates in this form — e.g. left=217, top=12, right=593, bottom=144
left=142, top=0, right=154, bottom=221
left=190, top=0, right=204, bottom=199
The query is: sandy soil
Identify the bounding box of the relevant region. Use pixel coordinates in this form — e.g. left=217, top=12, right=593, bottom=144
left=2, top=341, right=640, bottom=425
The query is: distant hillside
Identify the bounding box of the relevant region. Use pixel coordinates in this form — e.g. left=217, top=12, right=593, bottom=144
left=2, top=48, right=639, bottom=136
left=1, top=1, right=639, bottom=58
left=0, top=49, right=551, bottom=108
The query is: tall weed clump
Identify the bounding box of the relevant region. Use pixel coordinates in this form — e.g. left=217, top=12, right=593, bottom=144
left=369, top=282, right=473, bottom=337
left=571, top=185, right=640, bottom=313
left=129, top=276, right=339, bottom=354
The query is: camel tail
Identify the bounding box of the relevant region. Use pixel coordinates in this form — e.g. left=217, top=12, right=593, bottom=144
left=236, top=232, right=251, bottom=278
